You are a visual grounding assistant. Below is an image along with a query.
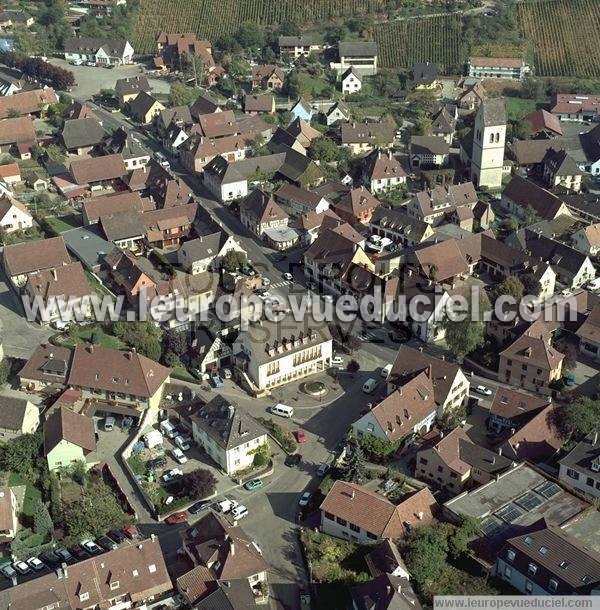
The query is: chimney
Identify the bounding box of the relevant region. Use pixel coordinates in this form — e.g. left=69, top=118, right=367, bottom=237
left=88, top=345, right=94, bottom=353
left=62, top=563, right=68, bottom=579
left=593, top=431, right=598, bottom=445
left=417, top=511, right=424, bottom=520
left=350, top=490, right=355, bottom=499
left=230, top=540, right=235, bottom=556
left=497, top=447, right=502, bottom=456
left=52, top=268, right=58, bottom=281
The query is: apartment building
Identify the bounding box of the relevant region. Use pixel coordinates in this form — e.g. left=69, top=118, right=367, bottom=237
left=468, top=57, right=529, bottom=81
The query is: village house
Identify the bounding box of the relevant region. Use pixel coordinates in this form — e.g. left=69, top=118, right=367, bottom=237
left=178, top=511, right=268, bottom=602
left=431, top=106, right=457, bottom=144
left=542, top=148, right=583, bottom=192
left=576, top=304, right=600, bottom=361
left=550, top=93, right=600, bottom=122
left=362, top=149, right=407, bottom=193
left=341, top=66, right=362, bottom=95
left=75, top=0, right=127, bottom=17
left=498, top=323, right=564, bottom=394
left=368, top=206, right=434, bottom=247
left=0, top=116, right=35, bottom=160
left=572, top=223, right=600, bottom=256
left=140, top=203, right=197, bottom=249
left=2, top=235, right=70, bottom=288
left=332, top=186, right=381, bottom=225
left=278, top=35, right=319, bottom=59
left=0, top=88, right=58, bottom=120
left=244, top=94, right=276, bottom=115
left=0, top=9, right=33, bottom=29
left=582, top=123, right=600, bottom=177
left=61, top=117, right=106, bottom=155
left=100, top=209, right=146, bottom=250
left=388, top=346, right=470, bottom=415
left=0, top=537, right=172, bottom=606
left=103, top=127, right=151, bottom=170
left=320, top=480, right=436, bottom=543
left=70, top=153, right=127, bottom=191
left=502, top=175, right=572, bottom=222
left=178, top=230, right=245, bottom=274
left=410, top=135, right=449, bottom=168
left=338, top=41, right=378, bottom=75
left=233, top=319, right=332, bottom=393
left=155, top=32, right=214, bottom=71
left=290, top=98, right=313, bottom=122
left=496, top=522, right=600, bottom=595
left=0, top=163, right=20, bottom=185
left=341, top=121, right=395, bottom=154
left=275, top=183, right=330, bottom=216
left=128, top=92, right=165, bottom=124
left=406, top=182, right=478, bottom=226
left=487, top=387, right=551, bottom=434
left=44, top=406, right=96, bottom=471
left=325, top=100, right=351, bottom=126
left=523, top=109, right=563, bottom=139
left=559, top=434, right=600, bottom=499
left=82, top=191, right=153, bottom=224
left=115, top=75, right=151, bottom=106
left=64, top=36, right=134, bottom=65
left=468, top=56, right=529, bottom=81
left=67, top=344, right=171, bottom=414
left=0, top=395, right=39, bottom=441
left=0, top=487, right=19, bottom=542
left=416, top=427, right=513, bottom=494
left=0, top=194, right=32, bottom=234
left=18, top=343, right=73, bottom=391
left=456, top=81, right=486, bottom=111
left=240, top=188, right=290, bottom=239
left=251, top=64, right=284, bottom=90
left=24, top=262, right=93, bottom=326
left=190, top=394, right=267, bottom=475
left=352, top=370, right=438, bottom=446
left=413, top=62, right=438, bottom=89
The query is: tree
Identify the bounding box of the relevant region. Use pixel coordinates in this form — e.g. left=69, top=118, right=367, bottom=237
left=163, top=329, right=188, bottom=356
left=251, top=440, right=270, bottom=467
left=309, top=136, right=339, bottom=163
left=278, top=20, right=301, bottom=36
left=439, top=291, right=487, bottom=363
left=346, top=359, right=360, bottom=375
left=359, top=434, right=400, bottom=462
left=236, top=22, right=264, bottom=50
left=448, top=517, right=481, bottom=559
left=521, top=272, right=541, bottom=296
left=139, top=337, right=162, bottom=362
left=45, top=144, right=66, bottom=163
left=414, top=115, right=432, bottom=136
left=522, top=204, right=540, bottom=227
left=33, top=499, right=54, bottom=539
left=169, top=82, right=197, bottom=107
left=563, top=397, right=600, bottom=436
left=497, top=275, right=524, bottom=300
left=184, top=468, right=217, bottom=499
left=7, top=108, right=20, bottom=118
left=284, top=71, right=302, bottom=99
left=0, top=430, right=43, bottom=476
left=556, top=341, right=577, bottom=371
left=342, top=442, right=366, bottom=483
left=222, top=249, right=247, bottom=271
left=405, top=525, right=450, bottom=590
left=436, top=404, right=467, bottom=432
left=12, top=25, right=38, bottom=56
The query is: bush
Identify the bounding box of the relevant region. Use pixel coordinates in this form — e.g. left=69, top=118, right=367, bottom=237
left=359, top=434, right=400, bottom=463
left=257, top=418, right=297, bottom=453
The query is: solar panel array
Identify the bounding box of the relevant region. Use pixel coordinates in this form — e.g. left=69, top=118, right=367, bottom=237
left=481, top=516, right=505, bottom=538
left=534, top=481, right=562, bottom=498
left=515, top=491, right=544, bottom=511
left=495, top=503, right=525, bottom=523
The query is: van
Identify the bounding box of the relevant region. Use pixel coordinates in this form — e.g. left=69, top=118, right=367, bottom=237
left=104, top=416, right=115, bottom=431
left=154, top=151, right=170, bottom=168
left=381, top=363, right=393, bottom=379
left=231, top=505, right=248, bottom=520
left=216, top=499, right=235, bottom=513
left=270, top=403, right=294, bottom=418
left=362, top=378, right=377, bottom=394
left=160, top=420, right=178, bottom=439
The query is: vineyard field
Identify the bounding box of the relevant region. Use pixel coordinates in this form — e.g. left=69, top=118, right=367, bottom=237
left=374, top=14, right=465, bottom=74
left=518, top=0, right=600, bottom=78
left=134, top=0, right=387, bottom=53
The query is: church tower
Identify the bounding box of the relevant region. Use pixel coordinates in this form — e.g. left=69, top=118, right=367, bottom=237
left=471, top=98, right=506, bottom=190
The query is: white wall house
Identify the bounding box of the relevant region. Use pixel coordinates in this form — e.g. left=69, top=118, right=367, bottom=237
left=203, top=167, right=248, bottom=203
left=342, top=67, right=362, bottom=95
left=0, top=196, right=32, bottom=234
left=64, top=37, right=134, bottom=66
left=572, top=224, right=600, bottom=256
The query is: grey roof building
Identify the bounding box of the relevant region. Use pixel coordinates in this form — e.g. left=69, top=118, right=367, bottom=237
left=62, top=225, right=114, bottom=273
left=61, top=118, right=106, bottom=152
left=480, top=97, right=506, bottom=126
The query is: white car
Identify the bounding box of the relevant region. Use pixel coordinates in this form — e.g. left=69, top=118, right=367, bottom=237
left=231, top=504, right=248, bottom=520
left=331, top=356, right=344, bottom=367
left=0, top=564, right=16, bottom=579
left=13, top=561, right=30, bottom=575
left=162, top=468, right=184, bottom=483
left=283, top=272, right=293, bottom=281
left=474, top=384, right=493, bottom=396
left=174, top=435, right=190, bottom=451
left=298, top=492, right=311, bottom=507
left=81, top=540, right=102, bottom=554
left=27, top=557, right=45, bottom=571
left=172, top=448, right=188, bottom=464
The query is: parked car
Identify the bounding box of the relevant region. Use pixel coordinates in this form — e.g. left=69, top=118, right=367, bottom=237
left=211, top=373, right=224, bottom=388
left=122, top=416, right=134, bottom=430
left=108, top=529, right=127, bottom=543
left=188, top=500, right=212, bottom=514
left=474, top=384, right=493, bottom=396
left=295, top=429, right=306, bottom=443
left=122, top=525, right=138, bottom=540
left=216, top=499, right=238, bottom=513
left=0, top=564, right=16, bottom=579
left=283, top=272, right=293, bottom=281
left=172, top=447, right=188, bottom=464
left=13, top=561, right=30, bottom=575
left=316, top=463, right=330, bottom=477
left=68, top=544, right=87, bottom=559
left=231, top=505, right=248, bottom=520
left=27, top=557, right=45, bottom=571
left=298, top=492, right=311, bottom=507
left=241, top=265, right=256, bottom=277
left=244, top=479, right=263, bottom=491
left=222, top=368, right=232, bottom=379
left=55, top=548, right=73, bottom=562
left=174, top=435, right=191, bottom=451
left=331, top=356, right=344, bottom=367
left=166, top=511, right=188, bottom=525
left=162, top=468, right=183, bottom=483
left=81, top=540, right=103, bottom=554
left=285, top=453, right=301, bottom=467
left=40, top=551, right=61, bottom=567
left=96, top=536, right=118, bottom=551
left=104, top=416, right=115, bottom=431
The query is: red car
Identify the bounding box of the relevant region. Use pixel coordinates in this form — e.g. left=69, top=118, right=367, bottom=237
left=122, top=525, right=138, bottom=539
left=295, top=429, right=306, bottom=443
left=165, top=511, right=188, bottom=525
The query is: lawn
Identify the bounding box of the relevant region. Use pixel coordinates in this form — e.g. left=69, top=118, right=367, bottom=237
left=43, top=214, right=82, bottom=235
left=74, top=326, right=127, bottom=350
left=505, top=96, right=549, bottom=121
left=171, top=365, right=197, bottom=383
left=7, top=472, right=41, bottom=517
left=85, top=271, right=115, bottom=298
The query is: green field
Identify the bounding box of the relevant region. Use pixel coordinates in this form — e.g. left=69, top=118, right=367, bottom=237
left=518, top=0, right=600, bottom=77
left=374, top=13, right=465, bottom=73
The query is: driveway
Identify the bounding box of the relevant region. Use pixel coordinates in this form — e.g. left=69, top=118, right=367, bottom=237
left=0, top=264, right=52, bottom=359
left=48, top=58, right=170, bottom=101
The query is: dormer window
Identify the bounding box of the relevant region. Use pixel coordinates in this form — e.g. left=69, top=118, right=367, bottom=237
left=549, top=579, right=558, bottom=592
left=507, top=549, right=516, bottom=562
left=80, top=592, right=90, bottom=602
left=132, top=569, right=139, bottom=577
left=149, top=564, right=156, bottom=573
left=524, top=536, right=533, bottom=545
left=560, top=561, right=569, bottom=569
left=539, top=546, right=549, bottom=555
left=110, top=581, right=119, bottom=590
left=528, top=563, right=537, bottom=576
left=591, top=457, right=600, bottom=473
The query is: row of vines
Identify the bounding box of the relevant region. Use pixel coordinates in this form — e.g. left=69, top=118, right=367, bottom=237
left=374, top=13, right=465, bottom=74
left=133, top=0, right=388, bottom=53
left=518, top=0, right=600, bottom=78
